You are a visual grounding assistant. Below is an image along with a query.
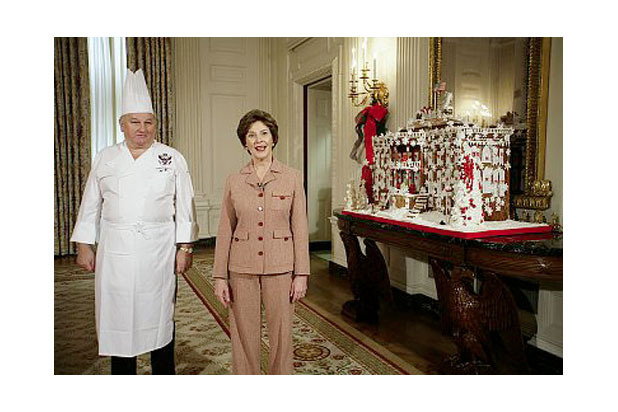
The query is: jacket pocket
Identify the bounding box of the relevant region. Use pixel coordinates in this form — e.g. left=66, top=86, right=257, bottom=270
left=270, top=229, right=294, bottom=267
left=150, top=170, right=175, bottom=199
left=273, top=229, right=293, bottom=240
left=271, top=191, right=293, bottom=211
left=229, top=230, right=252, bottom=268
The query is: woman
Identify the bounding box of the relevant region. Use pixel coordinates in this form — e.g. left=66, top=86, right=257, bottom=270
left=213, top=109, right=309, bottom=375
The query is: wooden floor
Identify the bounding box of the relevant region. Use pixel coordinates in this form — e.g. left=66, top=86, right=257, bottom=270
left=195, top=244, right=562, bottom=374
left=302, top=251, right=455, bottom=374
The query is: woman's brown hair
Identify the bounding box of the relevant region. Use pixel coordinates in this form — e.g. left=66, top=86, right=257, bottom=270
left=236, top=109, right=279, bottom=148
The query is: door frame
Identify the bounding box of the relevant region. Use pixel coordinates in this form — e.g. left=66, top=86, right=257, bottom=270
left=303, top=76, right=333, bottom=192
left=289, top=50, right=342, bottom=208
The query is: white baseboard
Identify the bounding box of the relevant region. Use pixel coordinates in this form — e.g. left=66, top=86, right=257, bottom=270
left=528, top=336, right=563, bottom=358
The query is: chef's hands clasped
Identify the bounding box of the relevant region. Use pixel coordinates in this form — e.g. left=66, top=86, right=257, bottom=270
left=77, top=245, right=193, bottom=274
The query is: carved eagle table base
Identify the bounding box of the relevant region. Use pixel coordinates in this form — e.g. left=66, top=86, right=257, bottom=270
left=335, top=210, right=562, bottom=375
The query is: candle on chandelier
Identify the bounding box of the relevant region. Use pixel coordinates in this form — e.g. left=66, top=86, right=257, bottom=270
left=351, top=47, right=357, bottom=79
left=362, top=38, right=367, bottom=67
left=373, top=54, right=377, bottom=79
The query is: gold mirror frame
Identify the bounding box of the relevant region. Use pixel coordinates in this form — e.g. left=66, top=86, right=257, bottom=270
left=429, top=37, right=553, bottom=211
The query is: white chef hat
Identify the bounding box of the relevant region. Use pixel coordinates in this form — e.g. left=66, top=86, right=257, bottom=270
left=121, top=69, right=154, bottom=116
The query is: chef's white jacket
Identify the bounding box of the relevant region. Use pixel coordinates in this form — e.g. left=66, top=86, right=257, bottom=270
left=71, top=141, right=198, bottom=357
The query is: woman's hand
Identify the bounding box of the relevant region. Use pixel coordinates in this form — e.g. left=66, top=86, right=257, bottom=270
left=290, top=275, right=308, bottom=303
left=214, top=278, right=231, bottom=308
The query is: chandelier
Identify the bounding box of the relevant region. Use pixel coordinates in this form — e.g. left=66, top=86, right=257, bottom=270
left=348, top=38, right=388, bottom=107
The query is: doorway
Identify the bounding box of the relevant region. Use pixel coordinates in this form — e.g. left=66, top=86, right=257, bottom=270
left=304, top=77, right=333, bottom=254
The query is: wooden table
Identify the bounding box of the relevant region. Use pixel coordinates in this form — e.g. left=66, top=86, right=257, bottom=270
left=334, top=209, right=563, bottom=374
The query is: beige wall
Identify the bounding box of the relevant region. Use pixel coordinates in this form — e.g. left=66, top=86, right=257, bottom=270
left=173, top=35, right=563, bottom=234
left=173, top=37, right=271, bottom=238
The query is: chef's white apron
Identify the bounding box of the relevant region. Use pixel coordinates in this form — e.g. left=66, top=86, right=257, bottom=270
left=96, top=219, right=176, bottom=357
left=95, top=144, right=179, bottom=357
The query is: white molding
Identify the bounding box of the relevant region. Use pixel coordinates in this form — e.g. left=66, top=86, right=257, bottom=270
left=530, top=289, right=563, bottom=357
left=287, top=37, right=311, bottom=51
left=295, top=64, right=332, bottom=86
left=286, top=38, right=343, bottom=172
left=388, top=248, right=437, bottom=299
left=390, top=278, right=436, bottom=298
left=329, top=217, right=347, bottom=268
left=291, top=81, right=304, bottom=170
left=330, top=49, right=343, bottom=262
left=209, top=37, right=246, bottom=55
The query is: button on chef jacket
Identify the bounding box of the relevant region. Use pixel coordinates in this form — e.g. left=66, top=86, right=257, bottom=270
left=71, top=141, right=199, bottom=357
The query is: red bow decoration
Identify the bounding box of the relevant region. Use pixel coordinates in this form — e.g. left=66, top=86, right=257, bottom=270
left=356, top=103, right=388, bottom=164
left=355, top=103, right=388, bottom=203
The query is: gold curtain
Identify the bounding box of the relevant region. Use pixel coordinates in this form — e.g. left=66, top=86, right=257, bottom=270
left=126, top=37, right=174, bottom=146
left=54, top=38, right=91, bottom=256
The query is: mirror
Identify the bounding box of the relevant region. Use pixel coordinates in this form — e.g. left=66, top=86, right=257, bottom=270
left=429, top=37, right=553, bottom=213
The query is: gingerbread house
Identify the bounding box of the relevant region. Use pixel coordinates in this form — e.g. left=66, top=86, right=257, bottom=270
left=370, top=123, right=512, bottom=226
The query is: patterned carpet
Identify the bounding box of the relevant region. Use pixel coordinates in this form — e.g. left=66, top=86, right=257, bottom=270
left=54, top=256, right=421, bottom=375
left=54, top=260, right=230, bottom=374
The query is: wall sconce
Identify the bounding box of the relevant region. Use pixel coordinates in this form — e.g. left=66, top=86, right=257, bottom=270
left=348, top=38, right=388, bottom=107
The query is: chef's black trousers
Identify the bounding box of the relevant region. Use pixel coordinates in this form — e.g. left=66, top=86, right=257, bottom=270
left=111, top=335, right=176, bottom=375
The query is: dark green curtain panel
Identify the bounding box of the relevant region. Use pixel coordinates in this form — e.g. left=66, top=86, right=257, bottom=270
left=54, top=37, right=91, bottom=256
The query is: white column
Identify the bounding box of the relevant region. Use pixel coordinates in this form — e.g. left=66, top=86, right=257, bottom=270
left=531, top=290, right=563, bottom=357
left=394, top=38, right=429, bottom=129
left=173, top=38, right=208, bottom=236
left=257, top=38, right=272, bottom=113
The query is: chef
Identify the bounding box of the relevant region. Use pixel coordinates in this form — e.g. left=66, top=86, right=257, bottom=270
left=71, top=69, right=198, bottom=374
